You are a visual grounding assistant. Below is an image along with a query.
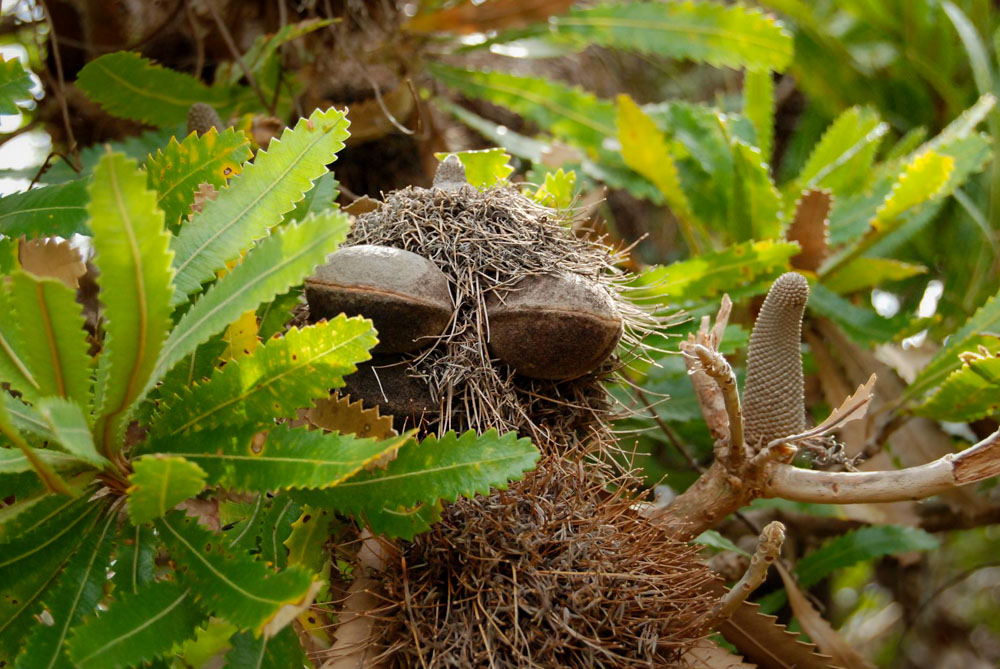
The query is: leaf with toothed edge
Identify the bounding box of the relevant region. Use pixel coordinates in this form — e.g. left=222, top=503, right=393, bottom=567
left=14, top=509, right=116, bottom=669
left=145, top=210, right=350, bottom=401
left=5, top=271, right=90, bottom=407
left=156, top=511, right=319, bottom=635
left=548, top=2, right=793, bottom=72
left=66, top=580, right=204, bottom=669
left=147, top=127, right=253, bottom=231
left=294, top=429, right=539, bottom=539
left=169, top=107, right=350, bottom=301
left=127, top=456, right=208, bottom=525
left=149, top=317, right=376, bottom=438
left=0, top=180, right=90, bottom=240
left=148, top=424, right=413, bottom=493
left=88, top=151, right=177, bottom=453
left=225, top=626, right=306, bottom=669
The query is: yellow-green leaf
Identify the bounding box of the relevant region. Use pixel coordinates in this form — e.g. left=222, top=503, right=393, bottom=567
left=433, top=149, right=514, bottom=188
left=127, top=455, right=207, bottom=525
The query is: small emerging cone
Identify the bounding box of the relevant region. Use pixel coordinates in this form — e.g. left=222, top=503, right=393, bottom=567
left=187, top=102, right=223, bottom=136
left=742, top=272, right=810, bottom=449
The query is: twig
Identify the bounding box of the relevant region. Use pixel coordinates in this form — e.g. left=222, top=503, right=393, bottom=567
left=205, top=1, right=273, bottom=115
left=765, top=429, right=1000, bottom=503
left=705, top=521, right=785, bottom=626
left=38, top=0, right=78, bottom=165
left=684, top=342, right=745, bottom=471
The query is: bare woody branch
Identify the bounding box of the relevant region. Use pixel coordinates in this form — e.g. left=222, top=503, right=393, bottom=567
left=684, top=342, right=746, bottom=471
left=765, top=429, right=1000, bottom=504
left=706, top=521, right=785, bottom=626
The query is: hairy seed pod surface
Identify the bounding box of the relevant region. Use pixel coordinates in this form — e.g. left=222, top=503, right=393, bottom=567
left=742, top=272, right=810, bottom=449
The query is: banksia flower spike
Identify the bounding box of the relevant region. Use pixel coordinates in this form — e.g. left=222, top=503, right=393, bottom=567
left=742, top=272, right=810, bottom=450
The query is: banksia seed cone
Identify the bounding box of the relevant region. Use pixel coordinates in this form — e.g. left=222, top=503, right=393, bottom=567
left=186, top=103, right=223, bottom=136
left=742, top=272, right=810, bottom=449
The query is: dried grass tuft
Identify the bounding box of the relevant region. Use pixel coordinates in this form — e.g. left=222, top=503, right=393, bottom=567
left=371, top=455, right=715, bottom=668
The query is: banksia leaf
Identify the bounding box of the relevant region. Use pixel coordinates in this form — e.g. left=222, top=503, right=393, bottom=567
left=0, top=56, right=32, bottom=115
left=0, top=287, right=44, bottom=406
left=433, top=149, right=512, bottom=188
left=36, top=397, right=108, bottom=468
left=742, top=272, right=809, bottom=449
left=295, top=429, right=539, bottom=540
left=0, top=180, right=90, bottom=239
left=150, top=424, right=411, bottom=492
left=744, top=69, right=774, bottom=161
left=428, top=64, right=616, bottom=151
left=89, top=151, right=176, bottom=452
left=225, top=626, right=306, bottom=668
left=110, top=523, right=156, bottom=596
left=14, top=510, right=116, bottom=669
left=66, top=581, right=203, bottom=669
left=127, top=455, right=208, bottom=525
left=156, top=511, right=318, bottom=635
left=5, top=271, right=90, bottom=407
left=76, top=52, right=249, bottom=127
left=915, top=349, right=1000, bottom=422
left=150, top=318, right=375, bottom=437
left=731, top=139, right=783, bottom=241
left=148, top=210, right=350, bottom=392
left=550, top=1, right=793, bottom=72
left=170, top=107, right=350, bottom=300
left=147, top=127, right=252, bottom=231
left=0, top=444, right=83, bottom=474
left=795, top=107, right=887, bottom=197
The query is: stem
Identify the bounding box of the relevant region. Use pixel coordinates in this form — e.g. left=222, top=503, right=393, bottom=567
left=706, top=521, right=785, bottom=626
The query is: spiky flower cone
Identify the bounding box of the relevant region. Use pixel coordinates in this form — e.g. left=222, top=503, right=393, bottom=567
left=186, top=103, right=223, bottom=135
left=742, top=272, right=810, bottom=449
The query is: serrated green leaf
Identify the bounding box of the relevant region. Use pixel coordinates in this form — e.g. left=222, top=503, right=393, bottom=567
left=36, top=397, right=108, bottom=468
left=111, top=523, right=156, bottom=596
left=360, top=500, right=442, bottom=541
left=5, top=271, right=90, bottom=406
left=915, top=350, right=1000, bottom=422
left=0, top=286, right=42, bottom=404
left=260, top=497, right=300, bottom=569
left=0, top=379, right=77, bottom=495
left=66, top=581, right=204, bottom=669
left=530, top=168, right=577, bottom=209
left=175, top=619, right=237, bottom=667
left=0, top=446, right=87, bottom=475
left=170, top=108, right=349, bottom=300
left=743, top=69, right=774, bottom=161
left=284, top=171, right=339, bottom=224
left=152, top=318, right=375, bottom=437
left=731, top=139, right=783, bottom=241
left=0, top=180, right=90, bottom=239
left=920, top=93, right=996, bottom=155
left=0, top=56, right=33, bottom=115
left=432, top=96, right=550, bottom=163
left=147, top=128, right=253, bottom=231
left=224, top=493, right=266, bottom=552
left=0, top=498, right=100, bottom=662
left=156, top=511, right=318, bottom=634
left=150, top=211, right=350, bottom=396
left=76, top=51, right=250, bottom=127
left=907, top=289, right=1000, bottom=402
left=550, top=1, right=792, bottom=71
left=876, top=151, right=953, bottom=223
left=616, top=95, right=704, bottom=249
left=434, top=149, right=514, bottom=188
left=429, top=63, right=616, bottom=151
left=14, top=510, right=116, bottom=669
left=127, top=456, right=207, bottom=525
left=88, top=151, right=177, bottom=454
left=795, top=106, right=887, bottom=196
left=1, top=393, right=54, bottom=443
left=296, top=429, right=538, bottom=539
left=225, top=625, right=306, bottom=669
left=151, top=424, right=411, bottom=493
left=627, top=239, right=799, bottom=309
left=284, top=506, right=331, bottom=572
left=823, top=257, right=927, bottom=294
left=796, top=526, right=938, bottom=588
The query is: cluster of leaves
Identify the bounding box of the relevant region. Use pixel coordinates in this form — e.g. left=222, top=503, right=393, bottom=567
left=0, top=94, right=538, bottom=666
